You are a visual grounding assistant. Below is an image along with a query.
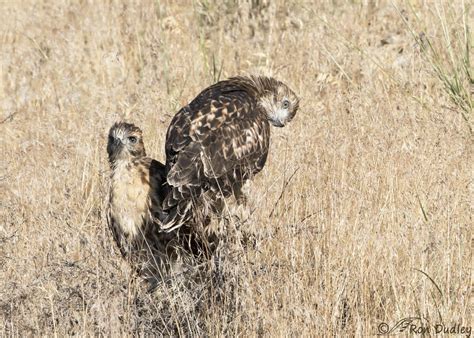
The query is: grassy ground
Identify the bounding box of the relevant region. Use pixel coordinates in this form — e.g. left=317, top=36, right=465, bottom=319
left=1, top=1, right=472, bottom=336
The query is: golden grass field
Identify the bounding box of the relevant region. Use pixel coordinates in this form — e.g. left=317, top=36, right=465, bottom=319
left=1, top=1, right=472, bottom=336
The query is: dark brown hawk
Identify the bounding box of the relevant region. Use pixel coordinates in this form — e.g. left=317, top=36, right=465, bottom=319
left=159, top=75, right=299, bottom=231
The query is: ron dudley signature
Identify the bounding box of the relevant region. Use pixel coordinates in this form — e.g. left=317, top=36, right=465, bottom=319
left=377, top=317, right=472, bottom=336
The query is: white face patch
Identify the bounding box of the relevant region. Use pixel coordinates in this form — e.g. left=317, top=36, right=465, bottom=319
left=272, top=108, right=290, bottom=126
left=258, top=91, right=297, bottom=128
left=259, top=95, right=288, bottom=127
left=112, top=128, right=127, bottom=142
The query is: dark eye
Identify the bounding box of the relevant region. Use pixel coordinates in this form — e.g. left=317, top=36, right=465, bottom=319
left=128, top=136, right=137, bottom=144
left=282, top=99, right=290, bottom=109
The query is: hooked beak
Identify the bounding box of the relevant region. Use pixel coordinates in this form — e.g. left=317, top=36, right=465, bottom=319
left=107, top=137, right=124, bottom=161
left=270, top=119, right=285, bottom=128
left=110, top=137, right=124, bottom=151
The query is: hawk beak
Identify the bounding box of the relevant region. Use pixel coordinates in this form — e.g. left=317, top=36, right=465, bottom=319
left=270, top=119, right=285, bottom=128
left=108, top=138, right=124, bottom=155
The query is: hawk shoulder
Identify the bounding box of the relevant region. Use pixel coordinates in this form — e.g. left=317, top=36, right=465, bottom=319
left=165, top=80, right=270, bottom=189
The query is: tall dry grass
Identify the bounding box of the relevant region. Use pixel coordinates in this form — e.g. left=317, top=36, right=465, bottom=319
left=0, top=1, right=472, bottom=336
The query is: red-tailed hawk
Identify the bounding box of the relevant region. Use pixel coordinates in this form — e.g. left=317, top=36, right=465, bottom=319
left=106, top=122, right=175, bottom=275
left=159, top=75, right=299, bottom=231
left=106, top=122, right=217, bottom=279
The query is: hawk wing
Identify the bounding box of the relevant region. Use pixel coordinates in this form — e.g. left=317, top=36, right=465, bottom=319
left=161, top=80, right=270, bottom=228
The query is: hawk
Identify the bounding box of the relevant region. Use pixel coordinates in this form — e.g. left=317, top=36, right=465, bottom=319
left=159, top=75, right=299, bottom=231
left=106, top=122, right=175, bottom=274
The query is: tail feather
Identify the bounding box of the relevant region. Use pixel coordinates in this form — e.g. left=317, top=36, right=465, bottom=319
left=158, top=199, right=193, bottom=232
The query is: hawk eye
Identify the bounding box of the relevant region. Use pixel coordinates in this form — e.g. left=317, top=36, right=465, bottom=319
left=128, top=136, right=138, bottom=144
left=282, top=99, right=290, bottom=109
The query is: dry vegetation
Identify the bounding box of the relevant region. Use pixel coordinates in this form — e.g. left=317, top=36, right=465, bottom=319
left=1, top=0, right=472, bottom=336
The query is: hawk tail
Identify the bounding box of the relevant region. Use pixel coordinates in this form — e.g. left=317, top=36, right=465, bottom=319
left=158, top=201, right=194, bottom=232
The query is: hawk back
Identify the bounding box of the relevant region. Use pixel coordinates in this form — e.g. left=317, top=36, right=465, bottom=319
left=161, top=78, right=271, bottom=231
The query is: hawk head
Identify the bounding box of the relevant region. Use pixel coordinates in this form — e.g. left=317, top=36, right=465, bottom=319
left=252, top=76, right=299, bottom=128
left=107, top=122, right=146, bottom=164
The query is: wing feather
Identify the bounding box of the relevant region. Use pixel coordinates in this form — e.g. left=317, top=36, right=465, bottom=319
left=166, top=83, right=269, bottom=184
left=161, top=79, right=270, bottom=231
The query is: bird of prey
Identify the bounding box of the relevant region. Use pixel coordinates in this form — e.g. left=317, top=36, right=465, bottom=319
left=106, top=122, right=175, bottom=274
left=159, top=75, right=299, bottom=232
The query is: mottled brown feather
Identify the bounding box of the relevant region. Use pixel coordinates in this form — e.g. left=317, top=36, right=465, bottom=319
left=160, top=75, right=298, bottom=231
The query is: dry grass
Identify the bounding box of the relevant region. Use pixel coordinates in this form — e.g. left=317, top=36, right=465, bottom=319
left=1, top=1, right=472, bottom=336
